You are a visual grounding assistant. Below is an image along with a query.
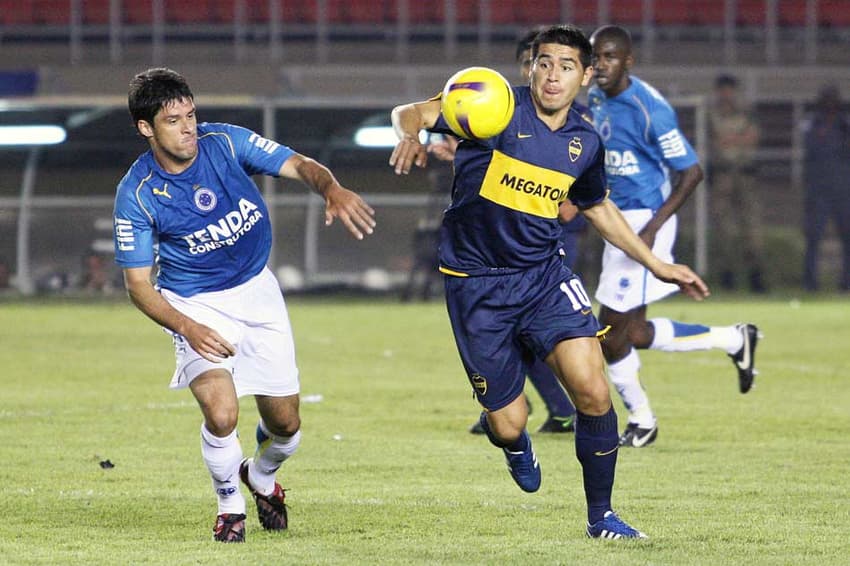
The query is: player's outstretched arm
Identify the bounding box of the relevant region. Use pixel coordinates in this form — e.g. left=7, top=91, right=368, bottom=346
left=280, top=154, right=376, bottom=240
left=389, top=99, right=442, bottom=175
left=582, top=198, right=710, bottom=301
left=123, top=266, right=236, bottom=362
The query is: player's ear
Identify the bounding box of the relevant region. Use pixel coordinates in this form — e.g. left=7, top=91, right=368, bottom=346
left=581, top=64, right=594, bottom=87
left=625, top=53, right=635, bottom=71
left=136, top=120, right=154, bottom=139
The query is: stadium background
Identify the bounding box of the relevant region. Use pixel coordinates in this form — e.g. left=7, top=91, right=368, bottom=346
left=1, top=0, right=849, bottom=295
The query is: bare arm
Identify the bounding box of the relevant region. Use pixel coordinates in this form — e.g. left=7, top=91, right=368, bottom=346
left=582, top=199, right=710, bottom=301
left=279, top=153, right=375, bottom=240
left=123, top=266, right=235, bottom=362
left=559, top=200, right=580, bottom=223
left=639, top=163, right=704, bottom=246
left=389, top=99, right=442, bottom=175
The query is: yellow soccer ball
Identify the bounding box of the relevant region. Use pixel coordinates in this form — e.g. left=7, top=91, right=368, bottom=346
left=441, top=66, right=515, bottom=140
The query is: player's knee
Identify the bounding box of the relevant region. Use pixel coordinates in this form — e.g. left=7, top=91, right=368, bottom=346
left=487, top=418, right=524, bottom=444
left=205, top=410, right=238, bottom=437
left=263, top=414, right=301, bottom=437
left=627, top=321, right=654, bottom=349
left=570, top=375, right=612, bottom=415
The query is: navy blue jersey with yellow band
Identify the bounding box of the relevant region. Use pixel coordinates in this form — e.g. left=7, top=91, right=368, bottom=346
left=430, top=86, right=607, bottom=277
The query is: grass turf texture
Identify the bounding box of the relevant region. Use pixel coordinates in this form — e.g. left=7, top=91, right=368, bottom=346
left=1, top=297, right=848, bottom=564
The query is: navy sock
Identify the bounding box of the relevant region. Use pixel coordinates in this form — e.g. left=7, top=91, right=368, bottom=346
left=478, top=412, right=530, bottom=451
left=574, top=406, right=619, bottom=524
left=526, top=358, right=576, bottom=417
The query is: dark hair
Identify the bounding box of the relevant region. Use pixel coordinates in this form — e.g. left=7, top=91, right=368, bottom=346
left=531, top=24, right=593, bottom=69
left=715, top=74, right=739, bottom=88
left=515, top=26, right=546, bottom=62
left=128, top=67, right=194, bottom=128
left=589, top=24, right=633, bottom=54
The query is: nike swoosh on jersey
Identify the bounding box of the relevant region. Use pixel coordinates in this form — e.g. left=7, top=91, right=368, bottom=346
left=517, top=133, right=533, bottom=139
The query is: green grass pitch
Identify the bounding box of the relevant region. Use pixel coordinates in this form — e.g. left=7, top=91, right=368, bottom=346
left=1, top=296, right=848, bottom=564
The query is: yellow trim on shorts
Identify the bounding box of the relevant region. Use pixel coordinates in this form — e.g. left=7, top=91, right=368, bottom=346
left=439, top=266, right=469, bottom=277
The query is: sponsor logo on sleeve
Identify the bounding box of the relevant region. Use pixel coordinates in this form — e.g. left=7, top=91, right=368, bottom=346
left=114, top=218, right=135, bottom=251
left=658, top=129, right=688, bottom=159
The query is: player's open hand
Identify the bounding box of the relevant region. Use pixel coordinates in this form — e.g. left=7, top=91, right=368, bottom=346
left=324, top=185, right=376, bottom=240
left=654, top=263, right=710, bottom=301
left=389, top=134, right=428, bottom=175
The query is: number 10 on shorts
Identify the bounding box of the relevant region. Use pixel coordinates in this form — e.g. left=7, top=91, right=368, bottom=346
left=560, top=278, right=592, bottom=312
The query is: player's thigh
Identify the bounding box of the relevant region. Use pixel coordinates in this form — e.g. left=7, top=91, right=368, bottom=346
left=545, top=337, right=610, bottom=415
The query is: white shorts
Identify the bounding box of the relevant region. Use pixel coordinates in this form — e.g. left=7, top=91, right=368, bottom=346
left=161, top=267, right=300, bottom=398
left=594, top=209, right=680, bottom=313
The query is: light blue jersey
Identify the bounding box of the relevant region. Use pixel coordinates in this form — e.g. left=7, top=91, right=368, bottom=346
left=113, top=122, right=294, bottom=296
left=587, top=76, right=698, bottom=211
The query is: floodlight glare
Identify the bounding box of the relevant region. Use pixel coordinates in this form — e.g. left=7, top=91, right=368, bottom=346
left=354, top=126, right=427, bottom=148
left=0, top=125, right=67, bottom=146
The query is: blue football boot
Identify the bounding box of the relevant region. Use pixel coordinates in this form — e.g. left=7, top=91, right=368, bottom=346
left=586, top=511, right=647, bottom=540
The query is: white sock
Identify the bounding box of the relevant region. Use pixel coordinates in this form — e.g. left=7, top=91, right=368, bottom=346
left=200, top=424, right=246, bottom=515
left=607, top=348, right=655, bottom=428
left=650, top=318, right=743, bottom=355
left=250, top=423, right=301, bottom=496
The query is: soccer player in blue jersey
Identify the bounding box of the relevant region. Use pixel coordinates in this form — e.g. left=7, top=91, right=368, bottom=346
left=113, top=68, right=375, bottom=542
left=433, top=27, right=582, bottom=436
left=587, top=25, right=761, bottom=448
left=389, top=24, right=710, bottom=539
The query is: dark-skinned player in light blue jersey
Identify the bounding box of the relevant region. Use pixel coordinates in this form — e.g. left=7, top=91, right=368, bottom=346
left=389, top=24, right=709, bottom=540
left=588, top=25, right=761, bottom=449
left=114, top=68, right=375, bottom=543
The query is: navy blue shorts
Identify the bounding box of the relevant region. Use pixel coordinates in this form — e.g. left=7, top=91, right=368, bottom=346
left=444, top=256, right=602, bottom=411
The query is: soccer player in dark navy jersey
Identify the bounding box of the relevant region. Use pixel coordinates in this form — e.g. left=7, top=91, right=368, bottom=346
left=390, top=24, right=708, bottom=539
left=432, top=28, right=587, bottom=436
left=113, top=68, right=375, bottom=542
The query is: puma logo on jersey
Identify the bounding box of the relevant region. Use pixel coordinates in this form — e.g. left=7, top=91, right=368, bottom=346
left=152, top=183, right=172, bottom=199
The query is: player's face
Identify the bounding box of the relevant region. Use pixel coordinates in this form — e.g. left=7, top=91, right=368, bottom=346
left=530, top=43, right=593, bottom=116
left=518, top=47, right=533, bottom=83
left=140, top=98, right=198, bottom=173
left=591, top=38, right=632, bottom=97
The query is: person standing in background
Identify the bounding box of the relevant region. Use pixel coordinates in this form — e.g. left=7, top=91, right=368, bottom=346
left=708, top=74, right=768, bottom=293
left=801, top=83, right=850, bottom=292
